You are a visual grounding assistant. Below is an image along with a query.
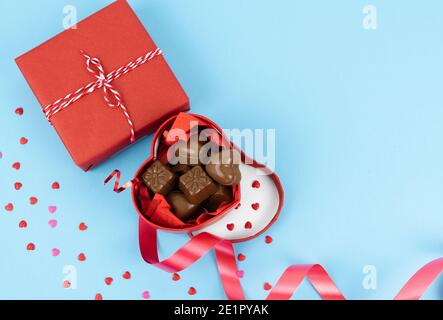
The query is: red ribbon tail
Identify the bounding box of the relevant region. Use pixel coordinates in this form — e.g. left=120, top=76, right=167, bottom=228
left=394, top=257, right=443, bottom=300
left=214, top=243, right=246, bottom=300
left=104, top=169, right=133, bottom=193
left=266, top=264, right=345, bottom=300
left=139, top=217, right=227, bottom=273
left=139, top=216, right=245, bottom=298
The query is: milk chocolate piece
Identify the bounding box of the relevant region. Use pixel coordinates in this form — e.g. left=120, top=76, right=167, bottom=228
left=166, top=191, right=200, bottom=222
left=203, top=184, right=233, bottom=212
left=171, top=164, right=191, bottom=175
left=173, top=139, right=205, bottom=166
left=205, top=149, right=241, bottom=186
left=179, top=165, right=218, bottom=205
left=142, top=160, right=176, bottom=195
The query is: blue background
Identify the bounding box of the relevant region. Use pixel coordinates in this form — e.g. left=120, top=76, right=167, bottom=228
left=1, top=0, right=443, bottom=299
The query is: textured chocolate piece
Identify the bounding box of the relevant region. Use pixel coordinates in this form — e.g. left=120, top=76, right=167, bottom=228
left=179, top=165, right=218, bottom=205
left=203, top=184, right=233, bottom=212
left=173, top=139, right=205, bottom=166
left=142, top=160, right=176, bottom=195
left=166, top=191, right=200, bottom=222
left=205, top=149, right=241, bottom=186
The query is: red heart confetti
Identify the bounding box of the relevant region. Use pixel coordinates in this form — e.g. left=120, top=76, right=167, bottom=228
left=19, top=137, right=28, bottom=145
left=188, top=287, right=197, bottom=296
left=12, top=162, right=21, bottom=170
left=15, top=107, right=24, bottom=116
left=14, top=182, right=23, bottom=190
left=26, top=243, right=36, bottom=251
left=95, top=293, right=103, bottom=300
left=79, top=222, right=88, bottom=231
left=244, top=221, right=252, bottom=229
left=252, top=180, right=261, bottom=188
left=5, top=203, right=13, bottom=212
left=237, top=253, right=246, bottom=262
left=263, top=282, right=272, bottom=291
left=78, top=253, right=86, bottom=262
left=265, top=236, right=273, bottom=244
left=251, top=203, right=260, bottom=211
left=48, top=206, right=57, bottom=213
left=18, top=220, right=27, bottom=228
left=142, top=291, right=150, bottom=299
left=63, top=280, right=71, bottom=289
left=104, top=277, right=113, bottom=285
left=52, top=248, right=60, bottom=257
left=51, top=182, right=60, bottom=189
left=236, top=270, right=245, bottom=278
left=172, top=273, right=181, bottom=281
left=226, top=223, right=235, bottom=231
left=122, top=271, right=131, bottom=280
left=29, top=197, right=38, bottom=205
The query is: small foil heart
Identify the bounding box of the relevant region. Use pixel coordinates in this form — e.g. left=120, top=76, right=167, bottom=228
left=48, top=219, right=57, bottom=228
left=15, top=107, right=24, bottom=116
left=104, top=277, right=113, bottom=285
left=188, top=287, right=197, bottom=296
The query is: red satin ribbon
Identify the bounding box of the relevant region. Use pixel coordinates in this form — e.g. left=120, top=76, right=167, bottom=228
left=138, top=219, right=344, bottom=300
left=394, top=257, right=443, bottom=300
left=266, top=264, right=345, bottom=300
left=107, top=171, right=443, bottom=300
left=139, top=217, right=443, bottom=300
left=139, top=218, right=246, bottom=299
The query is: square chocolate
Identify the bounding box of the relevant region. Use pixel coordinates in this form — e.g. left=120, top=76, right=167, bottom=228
left=142, top=160, right=176, bottom=195
left=179, top=165, right=218, bottom=205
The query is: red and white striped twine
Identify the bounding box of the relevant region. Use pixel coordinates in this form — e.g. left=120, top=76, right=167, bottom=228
left=43, top=48, right=163, bottom=143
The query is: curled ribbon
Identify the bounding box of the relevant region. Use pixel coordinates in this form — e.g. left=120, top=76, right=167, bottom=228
left=43, top=48, right=163, bottom=143
left=104, top=170, right=133, bottom=193
left=106, top=172, right=443, bottom=300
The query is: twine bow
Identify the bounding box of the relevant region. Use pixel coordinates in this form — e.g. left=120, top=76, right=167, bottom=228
left=43, top=48, right=163, bottom=143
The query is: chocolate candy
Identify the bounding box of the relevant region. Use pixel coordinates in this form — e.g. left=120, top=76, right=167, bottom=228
left=203, top=184, right=233, bottom=212
left=142, top=160, right=176, bottom=195
left=171, top=164, right=191, bottom=175
left=173, top=139, right=205, bottom=166
left=166, top=191, right=200, bottom=222
left=205, top=149, right=241, bottom=186
left=179, top=165, right=218, bottom=205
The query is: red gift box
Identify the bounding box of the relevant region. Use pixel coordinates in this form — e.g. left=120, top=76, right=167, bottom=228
left=15, top=0, right=189, bottom=171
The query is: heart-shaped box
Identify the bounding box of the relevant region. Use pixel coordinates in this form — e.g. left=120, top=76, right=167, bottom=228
left=132, top=113, right=284, bottom=242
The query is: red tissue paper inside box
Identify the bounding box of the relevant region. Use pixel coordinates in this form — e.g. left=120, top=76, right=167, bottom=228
left=15, top=0, right=189, bottom=171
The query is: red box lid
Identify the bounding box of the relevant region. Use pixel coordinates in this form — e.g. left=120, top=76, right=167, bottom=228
left=16, top=0, right=190, bottom=171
